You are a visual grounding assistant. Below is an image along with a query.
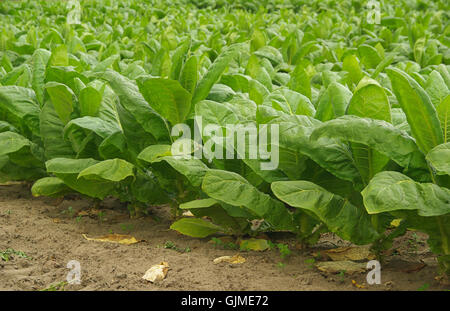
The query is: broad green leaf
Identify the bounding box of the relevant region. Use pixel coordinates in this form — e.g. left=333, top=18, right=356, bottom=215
left=202, top=169, right=294, bottom=231
left=78, top=158, right=134, bottom=182
left=170, top=38, right=191, bottom=80
left=347, top=79, right=391, bottom=184
left=271, top=180, right=379, bottom=244
left=386, top=67, right=443, bottom=154
left=358, top=44, right=381, bottom=69
left=137, top=77, right=192, bottom=124
left=192, top=43, right=242, bottom=105
left=48, top=45, right=68, bottom=67
left=170, top=218, right=223, bottom=238
left=31, top=49, right=50, bottom=105
left=263, top=88, right=315, bottom=117
left=315, top=82, right=352, bottom=121
left=179, top=198, right=219, bottom=209
left=311, top=115, right=427, bottom=170
left=0, top=86, right=40, bottom=136
left=437, top=95, right=450, bottom=142
left=288, top=64, right=311, bottom=99
left=362, top=171, right=450, bottom=217
left=79, top=86, right=102, bottom=117
left=342, top=54, right=363, bottom=85
left=92, top=70, right=170, bottom=142
left=426, top=143, right=450, bottom=176
left=425, top=70, right=449, bottom=107
left=44, top=82, right=74, bottom=124
left=179, top=55, right=198, bottom=94
left=31, top=177, right=70, bottom=197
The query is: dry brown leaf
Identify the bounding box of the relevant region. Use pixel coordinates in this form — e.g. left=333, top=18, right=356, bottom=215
left=322, top=245, right=375, bottom=261
left=401, top=262, right=426, bottom=273
left=142, top=262, right=169, bottom=282
left=316, top=261, right=367, bottom=274
left=52, top=218, right=61, bottom=223
left=82, top=233, right=140, bottom=245
left=182, top=211, right=194, bottom=217
left=213, top=254, right=246, bottom=264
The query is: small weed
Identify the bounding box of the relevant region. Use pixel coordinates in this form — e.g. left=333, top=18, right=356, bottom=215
left=211, top=237, right=238, bottom=250
left=98, top=211, right=105, bottom=223
left=120, top=223, right=134, bottom=233
left=305, top=258, right=316, bottom=269
left=417, top=283, right=430, bottom=291
left=40, top=281, right=67, bottom=291
left=338, top=270, right=346, bottom=283
left=75, top=215, right=82, bottom=223
left=61, top=206, right=75, bottom=218
left=276, top=262, right=286, bottom=269
left=0, top=248, right=31, bottom=261
left=164, top=241, right=190, bottom=253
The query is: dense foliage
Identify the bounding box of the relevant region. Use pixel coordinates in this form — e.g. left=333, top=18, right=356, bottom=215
left=0, top=0, right=449, bottom=275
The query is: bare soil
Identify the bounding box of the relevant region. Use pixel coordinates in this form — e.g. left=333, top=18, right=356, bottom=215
left=0, top=183, right=448, bottom=291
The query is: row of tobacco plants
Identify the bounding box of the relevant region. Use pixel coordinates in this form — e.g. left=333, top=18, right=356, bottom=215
left=0, top=0, right=449, bottom=275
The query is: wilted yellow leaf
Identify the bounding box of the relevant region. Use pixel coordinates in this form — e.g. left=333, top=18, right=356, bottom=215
left=213, top=254, right=246, bottom=264
left=316, top=261, right=367, bottom=274
left=239, top=238, right=270, bottom=251
left=390, top=219, right=402, bottom=227
left=142, top=262, right=169, bottom=282
left=352, top=279, right=365, bottom=288
left=82, top=233, right=140, bottom=245
left=322, top=245, right=375, bottom=261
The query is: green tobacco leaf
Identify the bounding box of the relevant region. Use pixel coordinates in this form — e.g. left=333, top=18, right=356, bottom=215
left=179, top=55, right=198, bottom=94
left=137, top=77, right=191, bottom=125
left=0, top=86, right=40, bottom=136
left=315, top=82, right=352, bottom=122
left=48, top=45, right=68, bottom=67
left=240, top=238, right=270, bottom=251
left=347, top=80, right=391, bottom=184
left=362, top=171, right=450, bottom=217
left=39, top=100, right=75, bottom=159
left=386, top=67, right=444, bottom=154
left=79, top=86, right=102, bottom=117
left=425, top=70, right=449, bottom=107
left=31, top=177, right=70, bottom=197
left=202, top=169, right=294, bottom=231
left=179, top=198, right=219, bottom=209
left=437, top=94, right=449, bottom=142
left=192, top=43, right=242, bottom=106
left=78, top=158, right=134, bottom=182
left=44, top=82, right=74, bottom=124
left=170, top=218, right=223, bottom=238
left=46, top=158, right=115, bottom=199
left=311, top=115, right=427, bottom=170
left=170, top=38, right=191, bottom=80
left=92, top=70, right=169, bottom=142
left=358, top=44, right=381, bottom=69
left=0, top=131, right=32, bottom=157
left=426, top=143, right=450, bottom=176
left=289, top=64, right=311, bottom=99
left=271, top=180, right=379, bottom=245
left=342, top=54, right=363, bottom=85
left=31, top=49, right=50, bottom=105
left=137, top=145, right=172, bottom=163
left=263, top=88, right=315, bottom=117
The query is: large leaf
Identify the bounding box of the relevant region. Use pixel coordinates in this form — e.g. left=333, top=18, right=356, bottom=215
left=315, top=82, right=353, bottom=122
left=311, top=115, right=428, bottom=170
left=426, top=143, right=450, bottom=176
left=78, top=158, right=135, bottom=182
left=170, top=218, right=223, bottom=238
left=271, top=180, right=379, bottom=245
left=31, top=177, right=70, bottom=197
left=386, top=67, right=443, bottom=154
left=191, top=43, right=242, bottom=106
left=44, top=82, right=74, bottom=124
left=30, top=49, right=50, bottom=106
left=362, top=171, right=450, bottom=217
left=137, top=77, right=191, bottom=125
left=202, top=169, right=294, bottom=231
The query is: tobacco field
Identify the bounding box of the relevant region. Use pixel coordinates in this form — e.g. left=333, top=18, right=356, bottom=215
left=0, top=0, right=449, bottom=289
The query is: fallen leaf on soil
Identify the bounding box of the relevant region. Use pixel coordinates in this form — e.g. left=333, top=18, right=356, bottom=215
left=239, top=238, right=270, bottom=251
left=401, top=262, right=426, bottom=273
left=316, top=261, right=367, bottom=274
left=142, top=262, right=169, bottom=282
left=351, top=279, right=365, bottom=288
left=82, top=234, right=140, bottom=245
left=320, top=246, right=375, bottom=261
left=390, top=219, right=402, bottom=227
left=213, top=254, right=246, bottom=264
left=182, top=211, right=194, bottom=217
left=52, top=218, right=61, bottom=223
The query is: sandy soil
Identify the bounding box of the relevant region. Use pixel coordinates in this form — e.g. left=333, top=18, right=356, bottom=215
left=0, top=183, right=448, bottom=291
